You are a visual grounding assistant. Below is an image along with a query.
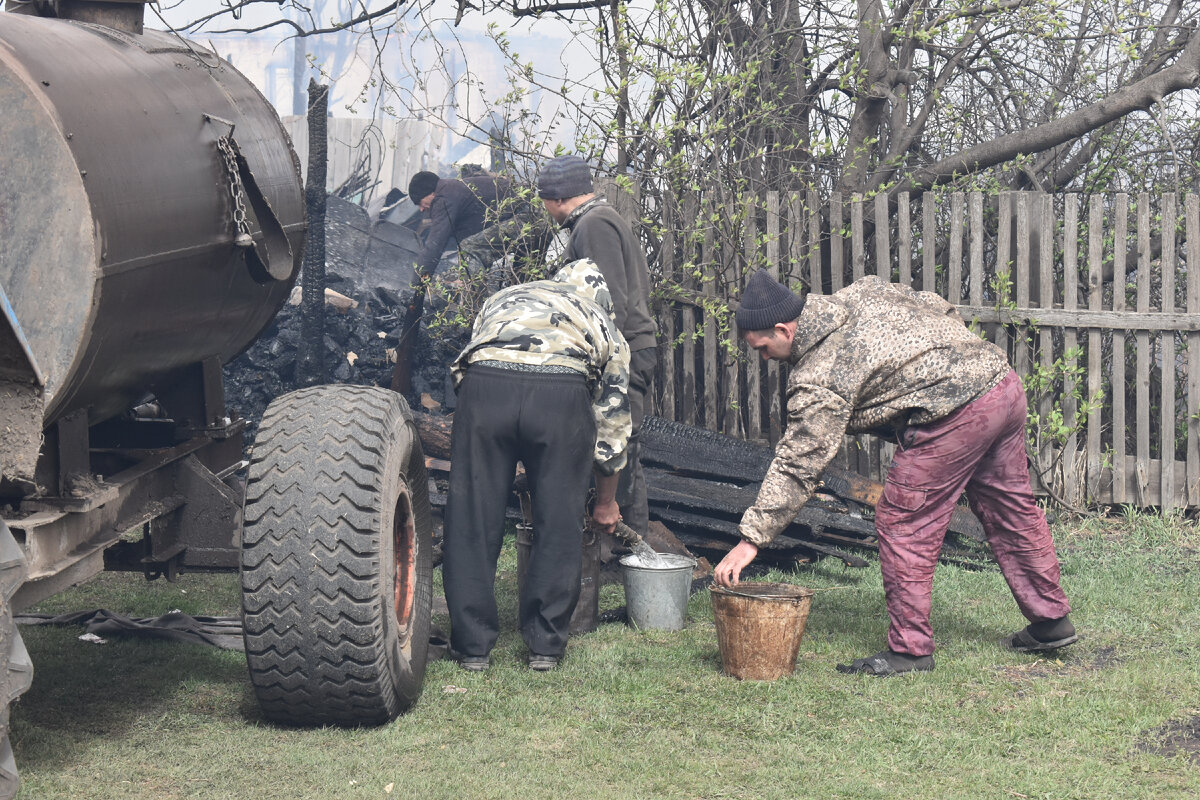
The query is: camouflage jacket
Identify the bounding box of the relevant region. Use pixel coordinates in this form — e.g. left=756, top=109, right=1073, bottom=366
left=451, top=259, right=632, bottom=475
left=739, top=276, right=1011, bottom=547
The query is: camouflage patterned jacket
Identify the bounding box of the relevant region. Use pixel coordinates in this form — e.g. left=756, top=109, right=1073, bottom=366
left=451, top=259, right=632, bottom=475
left=739, top=276, right=1012, bottom=547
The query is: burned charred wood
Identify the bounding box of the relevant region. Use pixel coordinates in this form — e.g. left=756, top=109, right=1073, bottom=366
left=410, top=411, right=992, bottom=569
left=296, top=81, right=329, bottom=388
left=412, top=410, right=452, bottom=460
left=640, top=415, right=985, bottom=543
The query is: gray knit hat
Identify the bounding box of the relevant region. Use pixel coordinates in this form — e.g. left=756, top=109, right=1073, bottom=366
left=537, top=155, right=594, bottom=200
left=407, top=171, right=440, bottom=202
left=736, top=270, right=806, bottom=331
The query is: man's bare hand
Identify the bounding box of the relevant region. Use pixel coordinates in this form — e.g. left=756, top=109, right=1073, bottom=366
left=590, top=497, right=621, bottom=536
left=714, top=540, right=759, bottom=588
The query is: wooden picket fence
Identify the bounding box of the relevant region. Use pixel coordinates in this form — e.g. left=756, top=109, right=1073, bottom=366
left=641, top=189, right=1200, bottom=511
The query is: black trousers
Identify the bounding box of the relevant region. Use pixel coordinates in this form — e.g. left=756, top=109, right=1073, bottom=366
left=442, top=366, right=595, bottom=658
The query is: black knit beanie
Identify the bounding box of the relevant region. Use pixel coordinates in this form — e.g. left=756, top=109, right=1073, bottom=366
left=537, top=155, right=594, bottom=200
left=407, top=171, right=440, bottom=202
left=735, top=269, right=806, bottom=331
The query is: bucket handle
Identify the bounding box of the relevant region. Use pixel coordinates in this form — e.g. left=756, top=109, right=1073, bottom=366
left=712, top=585, right=851, bottom=601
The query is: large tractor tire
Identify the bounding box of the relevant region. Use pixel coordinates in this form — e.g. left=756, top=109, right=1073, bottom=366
left=241, top=385, right=433, bottom=726
left=0, top=522, right=31, bottom=800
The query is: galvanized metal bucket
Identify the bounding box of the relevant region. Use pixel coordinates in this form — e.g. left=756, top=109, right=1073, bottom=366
left=619, top=553, right=696, bottom=631
left=710, top=582, right=814, bottom=680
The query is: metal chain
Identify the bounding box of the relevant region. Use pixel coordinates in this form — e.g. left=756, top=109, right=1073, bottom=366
left=217, top=136, right=254, bottom=248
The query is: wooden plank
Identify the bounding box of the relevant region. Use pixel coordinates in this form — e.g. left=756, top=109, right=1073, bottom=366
left=1136, top=193, right=1151, bottom=505
left=970, top=192, right=983, bottom=305
left=766, top=191, right=782, bottom=443
left=657, top=191, right=677, bottom=421
left=953, top=307, right=1199, bottom=331
left=898, top=192, right=911, bottom=287
left=849, top=195, right=867, bottom=475
left=875, top=193, right=890, bottom=279
left=804, top=191, right=820, bottom=294
left=1112, top=193, right=1128, bottom=504
left=1188, top=194, right=1200, bottom=506
left=948, top=192, right=964, bottom=303
left=1160, top=193, right=1177, bottom=509
left=1062, top=194, right=1080, bottom=506
left=871, top=191, right=890, bottom=476
left=680, top=194, right=699, bottom=426
left=744, top=195, right=761, bottom=441
left=923, top=194, right=937, bottom=292
left=995, top=193, right=1011, bottom=355
left=1014, top=193, right=1030, bottom=376
left=851, top=194, right=865, bottom=281
left=702, top=201, right=719, bottom=431
left=1038, top=194, right=1055, bottom=481
left=1087, top=195, right=1104, bottom=501
left=830, top=192, right=845, bottom=292
left=724, top=192, right=742, bottom=438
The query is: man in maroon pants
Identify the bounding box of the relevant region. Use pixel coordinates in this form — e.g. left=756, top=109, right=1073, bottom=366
left=713, top=269, right=1076, bottom=676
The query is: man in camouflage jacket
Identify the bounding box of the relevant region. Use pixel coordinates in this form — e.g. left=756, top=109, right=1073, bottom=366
left=714, top=270, right=1075, bottom=676
left=443, top=259, right=631, bottom=672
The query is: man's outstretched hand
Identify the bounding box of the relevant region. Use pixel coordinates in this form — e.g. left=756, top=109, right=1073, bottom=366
left=713, top=540, right=759, bottom=587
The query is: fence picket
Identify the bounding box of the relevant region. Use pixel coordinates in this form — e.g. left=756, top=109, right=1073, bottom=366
left=1187, top=194, right=1200, bottom=507
left=1062, top=194, right=1080, bottom=506
left=680, top=195, right=699, bottom=426
left=830, top=192, right=845, bottom=292
left=1014, top=194, right=1031, bottom=376
left=1160, top=193, right=1177, bottom=510
left=1112, top=193, right=1128, bottom=504
left=995, top=194, right=1011, bottom=355
left=1136, top=194, right=1151, bottom=505
left=1087, top=196, right=1105, bottom=501
left=744, top=196, right=761, bottom=441
left=875, top=193, right=890, bottom=280
left=702, top=202, right=719, bottom=431
left=766, top=191, right=782, bottom=443
left=923, top=196, right=937, bottom=293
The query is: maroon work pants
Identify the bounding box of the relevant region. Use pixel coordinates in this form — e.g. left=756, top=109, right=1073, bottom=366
left=875, top=371, right=1071, bottom=656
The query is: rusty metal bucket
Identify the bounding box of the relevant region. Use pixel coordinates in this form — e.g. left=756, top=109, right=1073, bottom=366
left=710, top=582, right=814, bottom=680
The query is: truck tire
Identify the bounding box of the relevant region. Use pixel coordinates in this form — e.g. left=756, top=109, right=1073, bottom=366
left=0, top=522, right=31, bottom=800
left=241, top=385, right=433, bottom=726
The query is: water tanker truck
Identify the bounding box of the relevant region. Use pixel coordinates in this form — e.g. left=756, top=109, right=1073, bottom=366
left=0, top=2, right=433, bottom=794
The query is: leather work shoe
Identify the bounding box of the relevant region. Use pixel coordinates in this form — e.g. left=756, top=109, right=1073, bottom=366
left=528, top=654, right=559, bottom=672
left=458, top=655, right=489, bottom=672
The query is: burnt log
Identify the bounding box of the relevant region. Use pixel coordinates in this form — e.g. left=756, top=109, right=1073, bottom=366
left=640, top=415, right=985, bottom=543
left=411, top=411, right=991, bottom=569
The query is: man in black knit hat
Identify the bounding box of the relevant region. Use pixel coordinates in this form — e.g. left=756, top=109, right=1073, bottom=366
left=715, top=269, right=1075, bottom=677
left=408, top=170, right=519, bottom=278
left=537, top=155, right=657, bottom=541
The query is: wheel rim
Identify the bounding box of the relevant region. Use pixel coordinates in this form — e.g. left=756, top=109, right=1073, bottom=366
left=393, top=484, right=416, bottom=639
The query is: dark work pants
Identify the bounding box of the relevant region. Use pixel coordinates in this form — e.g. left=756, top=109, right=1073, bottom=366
left=875, top=370, right=1072, bottom=656
left=442, top=366, right=595, bottom=658
left=616, top=347, right=656, bottom=537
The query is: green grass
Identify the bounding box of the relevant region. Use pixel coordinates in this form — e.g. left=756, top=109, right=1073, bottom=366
left=12, top=511, right=1200, bottom=799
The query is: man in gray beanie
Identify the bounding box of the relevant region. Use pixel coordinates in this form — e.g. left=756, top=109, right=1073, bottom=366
left=715, top=269, right=1075, bottom=677
left=538, top=155, right=657, bottom=542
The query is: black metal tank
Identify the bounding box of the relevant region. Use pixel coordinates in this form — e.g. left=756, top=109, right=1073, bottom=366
left=0, top=5, right=305, bottom=426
